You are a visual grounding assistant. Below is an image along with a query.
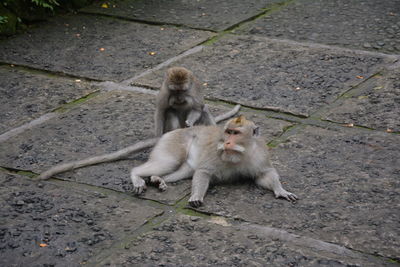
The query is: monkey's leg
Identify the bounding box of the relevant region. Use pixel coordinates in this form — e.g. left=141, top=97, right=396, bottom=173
left=130, top=157, right=180, bottom=195
left=255, top=168, right=298, bottom=202
left=164, top=112, right=181, bottom=133
left=163, top=163, right=194, bottom=182
left=149, top=163, right=193, bottom=191
left=188, top=170, right=211, bottom=207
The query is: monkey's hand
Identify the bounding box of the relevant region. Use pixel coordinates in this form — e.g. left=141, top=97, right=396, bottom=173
left=185, top=119, right=194, bottom=128
left=275, top=189, right=298, bottom=203
left=132, top=178, right=147, bottom=195
left=150, top=176, right=168, bottom=191
left=188, top=195, right=203, bottom=207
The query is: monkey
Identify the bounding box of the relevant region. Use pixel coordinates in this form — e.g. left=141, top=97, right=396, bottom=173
left=155, top=66, right=216, bottom=136
left=130, top=115, right=298, bottom=207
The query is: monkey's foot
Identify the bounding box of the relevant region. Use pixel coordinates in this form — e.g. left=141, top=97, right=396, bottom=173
left=150, top=176, right=168, bottom=191
left=132, top=178, right=147, bottom=195
left=275, top=189, right=298, bottom=203
left=188, top=195, right=203, bottom=207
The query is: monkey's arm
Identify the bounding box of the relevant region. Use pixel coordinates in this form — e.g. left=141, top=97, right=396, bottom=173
left=255, top=168, right=298, bottom=202
left=188, top=169, right=211, bottom=207
left=215, top=104, right=241, bottom=123
left=38, top=137, right=159, bottom=180
left=154, top=108, right=165, bottom=136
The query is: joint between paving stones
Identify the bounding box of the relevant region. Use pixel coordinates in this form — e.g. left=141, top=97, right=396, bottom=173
left=0, top=61, right=103, bottom=82
left=267, top=124, right=304, bottom=148
left=52, top=91, right=102, bottom=113
left=226, top=0, right=296, bottom=34
left=78, top=11, right=219, bottom=33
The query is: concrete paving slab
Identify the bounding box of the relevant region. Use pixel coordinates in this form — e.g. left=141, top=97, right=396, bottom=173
left=322, top=68, right=400, bottom=132
left=134, top=34, right=394, bottom=116
left=195, top=126, right=400, bottom=259
left=0, top=172, right=163, bottom=267
left=90, top=215, right=393, bottom=266
left=0, top=66, right=96, bottom=135
left=239, top=0, right=400, bottom=54
left=82, top=0, right=283, bottom=31
left=0, top=14, right=214, bottom=82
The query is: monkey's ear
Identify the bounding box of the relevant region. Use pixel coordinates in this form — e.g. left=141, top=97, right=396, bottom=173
left=253, top=126, right=260, bottom=136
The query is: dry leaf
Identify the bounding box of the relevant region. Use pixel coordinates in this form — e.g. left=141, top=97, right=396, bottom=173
left=39, top=243, right=48, bottom=247
left=148, top=52, right=157, bottom=56
left=344, top=123, right=354, bottom=127
left=356, top=75, right=364, bottom=79
left=386, top=128, right=393, bottom=133
left=209, top=216, right=230, bottom=226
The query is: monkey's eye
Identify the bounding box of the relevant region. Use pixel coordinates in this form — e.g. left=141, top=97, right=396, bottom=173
left=225, top=129, right=240, bottom=135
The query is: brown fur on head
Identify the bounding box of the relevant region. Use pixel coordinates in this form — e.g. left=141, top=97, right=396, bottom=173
left=167, top=67, right=191, bottom=84
left=225, top=115, right=252, bottom=129
left=224, top=115, right=259, bottom=136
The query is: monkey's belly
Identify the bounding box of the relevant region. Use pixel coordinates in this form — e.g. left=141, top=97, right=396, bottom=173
left=186, top=142, right=201, bottom=169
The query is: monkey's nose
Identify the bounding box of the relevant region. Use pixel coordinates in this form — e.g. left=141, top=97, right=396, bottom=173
left=224, top=142, right=234, bottom=150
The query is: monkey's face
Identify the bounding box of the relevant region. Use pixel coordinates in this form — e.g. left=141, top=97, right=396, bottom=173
left=217, top=128, right=247, bottom=163
left=218, top=116, right=259, bottom=163
left=168, top=82, right=193, bottom=107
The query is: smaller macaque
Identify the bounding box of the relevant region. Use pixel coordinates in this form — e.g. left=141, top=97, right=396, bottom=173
left=130, top=116, right=298, bottom=207
left=154, top=67, right=216, bottom=136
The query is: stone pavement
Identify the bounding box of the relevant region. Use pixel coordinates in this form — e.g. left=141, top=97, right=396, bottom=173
left=0, top=0, right=399, bottom=266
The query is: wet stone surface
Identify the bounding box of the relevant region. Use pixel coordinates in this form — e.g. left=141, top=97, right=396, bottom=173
left=0, top=172, right=163, bottom=267
left=240, top=0, right=400, bottom=54
left=196, top=126, right=400, bottom=259
left=0, top=66, right=96, bottom=135
left=93, top=215, right=391, bottom=266
left=0, top=14, right=214, bottom=82
left=82, top=0, right=283, bottom=31
left=322, top=67, right=400, bottom=132
left=134, top=34, right=394, bottom=116
left=0, top=91, right=291, bottom=204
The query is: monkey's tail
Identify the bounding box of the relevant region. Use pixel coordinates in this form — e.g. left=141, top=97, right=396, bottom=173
left=37, top=137, right=159, bottom=180
left=215, top=104, right=241, bottom=123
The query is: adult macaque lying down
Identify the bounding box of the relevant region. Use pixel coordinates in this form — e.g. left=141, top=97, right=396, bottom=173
left=130, top=116, right=298, bottom=207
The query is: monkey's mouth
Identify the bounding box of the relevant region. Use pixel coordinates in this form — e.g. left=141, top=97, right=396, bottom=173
left=217, top=143, right=245, bottom=154
left=174, top=101, right=187, bottom=105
